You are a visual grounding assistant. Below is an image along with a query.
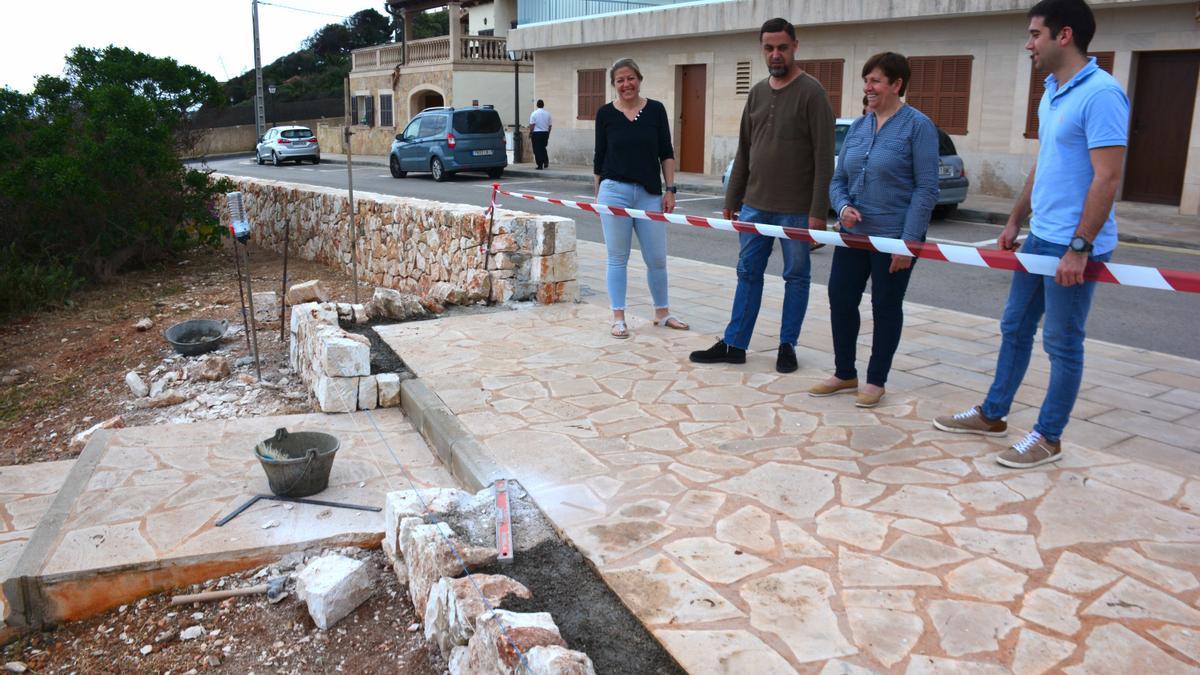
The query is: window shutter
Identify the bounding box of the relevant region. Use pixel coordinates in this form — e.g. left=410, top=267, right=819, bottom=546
left=735, top=61, right=752, bottom=96
left=577, top=69, right=606, bottom=121
left=908, top=55, right=972, bottom=135
left=1024, top=51, right=1114, bottom=139
left=351, top=96, right=358, bottom=126
left=797, top=59, right=844, bottom=116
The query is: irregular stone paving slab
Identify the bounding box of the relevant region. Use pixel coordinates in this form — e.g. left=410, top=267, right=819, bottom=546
left=949, top=481, right=1025, bottom=512
left=569, top=518, right=674, bottom=566
left=663, top=537, right=771, bottom=585
left=975, top=514, right=1028, bottom=532
left=1064, top=624, right=1194, bottom=674
left=1085, top=462, right=1186, bottom=501
left=1103, top=546, right=1199, bottom=593
left=713, top=463, right=835, bottom=520
left=819, top=659, right=878, bottom=674
left=1018, top=588, right=1081, bottom=636
left=869, top=485, right=964, bottom=524
left=882, top=534, right=972, bottom=570
left=905, top=654, right=1010, bottom=674
left=1182, top=481, right=1200, bottom=513
left=946, top=527, right=1044, bottom=570
left=816, top=507, right=893, bottom=551
left=741, top=566, right=857, bottom=663
left=1036, top=474, right=1200, bottom=549
left=666, top=491, right=726, bottom=528
left=892, top=519, right=942, bottom=537
left=927, top=599, right=1020, bottom=657
left=946, top=558, right=1028, bottom=602
left=1010, top=629, right=1076, bottom=675
left=917, top=459, right=972, bottom=476
left=778, top=520, right=833, bottom=559
left=1083, top=576, right=1200, bottom=626
left=714, top=506, right=774, bottom=554
left=847, top=607, right=923, bottom=667
left=840, top=548, right=940, bottom=587
left=843, top=588, right=916, bottom=611
left=868, top=467, right=959, bottom=485
left=605, top=554, right=743, bottom=625
left=655, top=630, right=797, bottom=675
left=1139, top=541, right=1200, bottom=568
left=839, top=476, right=886, bottom=507
left=1149, top=625, right=1200, bottom=664
left=1046, top=551, right=1123, bottom=593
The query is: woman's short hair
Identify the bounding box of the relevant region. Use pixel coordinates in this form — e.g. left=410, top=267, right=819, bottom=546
left=862, top=52, right=911, bottom=96
left=610, top=58, right=644, bottom=85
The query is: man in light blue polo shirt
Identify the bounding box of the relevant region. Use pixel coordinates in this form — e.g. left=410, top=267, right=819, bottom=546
left=933, top=0, right=1129, bottom=469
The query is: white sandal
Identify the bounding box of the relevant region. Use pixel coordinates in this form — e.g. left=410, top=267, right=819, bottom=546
left=611, top=320, right=630, bottom=339
left=654, top=314, right=689, bottom=330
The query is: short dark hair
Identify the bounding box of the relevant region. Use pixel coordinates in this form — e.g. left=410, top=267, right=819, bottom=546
left=862, top=52, right=911, bottom=96
left=1028, top=0, right=1096, bottom=53
left=759, top=18, right=796, bottom=41
left=536, top=99, right=544, bottom=108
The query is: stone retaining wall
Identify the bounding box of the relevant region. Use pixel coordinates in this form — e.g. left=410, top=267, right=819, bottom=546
left=290, top=302, right=401, bottom=412
left=217, top=176, right=578, bottom=307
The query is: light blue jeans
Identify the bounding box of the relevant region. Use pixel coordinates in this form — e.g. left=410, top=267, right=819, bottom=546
left=598, top=179, right=669, bottom=311
left=981, top=234, right=1111, bottom=441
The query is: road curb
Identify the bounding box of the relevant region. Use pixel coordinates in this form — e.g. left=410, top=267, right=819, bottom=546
left=399, top=378, right=505, bottom=492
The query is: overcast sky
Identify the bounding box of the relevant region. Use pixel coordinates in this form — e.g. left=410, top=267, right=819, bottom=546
left=1, top=1, right=385, bottom=92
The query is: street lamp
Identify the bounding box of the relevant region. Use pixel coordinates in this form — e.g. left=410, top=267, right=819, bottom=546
left=506, top=49, right=524, bottom=164
left=267, top=84, right=277, bottom=128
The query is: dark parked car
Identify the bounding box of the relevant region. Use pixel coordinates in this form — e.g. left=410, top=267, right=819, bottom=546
left=256, top=125, right=320, bottom=165
left=722, top=116, right=969, bottom=218
left=389, top=106, right=507, bottom=181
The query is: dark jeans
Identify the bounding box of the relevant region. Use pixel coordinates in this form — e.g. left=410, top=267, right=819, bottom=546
left=531, top=131, right=550, bottom=168
left=829, top=246, right=916, bottom=387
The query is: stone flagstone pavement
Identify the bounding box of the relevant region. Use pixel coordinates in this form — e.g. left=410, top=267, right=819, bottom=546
left=377, top=240, right=1200, bottom=673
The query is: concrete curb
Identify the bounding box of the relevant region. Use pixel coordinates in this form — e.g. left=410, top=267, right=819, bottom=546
left=399, top=379, right=506, bottom=492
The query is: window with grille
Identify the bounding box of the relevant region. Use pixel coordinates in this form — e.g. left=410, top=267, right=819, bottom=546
left=735, top=61, right=752, bottom=96
left=1024, top=52, right=1114, bottom=139
left=352, top=95, right=374, bottom=126
left=380, top=94, right=394, bottom=127
left=906, top=55, right=973, bottom=135
left=350, top=96, right=357, bottom=126
left=797, top=59, right=844, bottom=116
left=577, top=69, right=606, bottom=121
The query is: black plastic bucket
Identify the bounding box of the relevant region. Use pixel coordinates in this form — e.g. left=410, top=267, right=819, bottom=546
left=255, top=427, right=340, bottom=498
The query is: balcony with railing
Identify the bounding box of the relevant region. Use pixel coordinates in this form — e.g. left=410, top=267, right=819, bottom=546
left=351, top=35, right=534, bottom=71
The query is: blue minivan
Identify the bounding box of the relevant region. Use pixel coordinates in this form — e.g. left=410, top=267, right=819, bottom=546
left=389, top=105, right=507, bottom=181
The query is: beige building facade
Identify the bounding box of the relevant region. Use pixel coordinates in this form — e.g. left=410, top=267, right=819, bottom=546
left=509, top=0, right=1200, bottom=214
left=337, top=0, right=532, bottom=156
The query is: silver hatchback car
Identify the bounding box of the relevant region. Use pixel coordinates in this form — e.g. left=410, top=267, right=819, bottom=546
left=256, top=126, right=321, bottom=165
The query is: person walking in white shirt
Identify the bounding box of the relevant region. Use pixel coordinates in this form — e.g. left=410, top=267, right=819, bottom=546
left=529, top=100, right=552, bottom=169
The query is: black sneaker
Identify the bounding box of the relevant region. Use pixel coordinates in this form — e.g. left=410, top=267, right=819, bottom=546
left=689, top=339, right=746, bottom=364
left=776, top=343, right=798, bottom=374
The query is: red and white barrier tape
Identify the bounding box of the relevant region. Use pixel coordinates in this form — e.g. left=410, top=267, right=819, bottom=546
left=490, top=185, right=1200, bottom=295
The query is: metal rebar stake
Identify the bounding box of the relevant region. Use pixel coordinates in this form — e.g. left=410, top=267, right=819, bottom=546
left=232, top=240, right=252, bottom=352
left=280, top=218, right=290, bottom=341
left=345, top=126, right=360, bottom=305
left=240, top=242, right=263, bottom=381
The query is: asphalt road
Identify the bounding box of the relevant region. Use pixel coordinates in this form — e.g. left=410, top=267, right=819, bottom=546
left=197, top=155, right=1200, bottom=360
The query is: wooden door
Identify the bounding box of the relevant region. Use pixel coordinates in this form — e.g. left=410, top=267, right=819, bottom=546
left=679, top=65, right=707, bottom=173
left=1124, top=51, right=1200, bottom=205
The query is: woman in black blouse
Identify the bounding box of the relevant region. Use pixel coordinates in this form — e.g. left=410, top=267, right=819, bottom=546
left=593, top=58, right=688, bottom=339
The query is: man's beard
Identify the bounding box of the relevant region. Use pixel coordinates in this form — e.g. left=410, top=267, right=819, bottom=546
left=768, top=64, right=788, bottom=77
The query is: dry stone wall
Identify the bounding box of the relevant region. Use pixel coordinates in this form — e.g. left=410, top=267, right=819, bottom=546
left=217, top=176, right=578, bottom=307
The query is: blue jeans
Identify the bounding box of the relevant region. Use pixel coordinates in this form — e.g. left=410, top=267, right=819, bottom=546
left=598, top=179, right=669, bottom=310
left=722, top=206, right=812, bottom=349
left=981, top=234, right=1111, bottom=441
left=829, top=246, right=916, bottom=387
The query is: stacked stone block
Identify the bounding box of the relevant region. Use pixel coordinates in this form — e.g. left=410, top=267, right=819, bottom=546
left=290, top=301, right=397, bottom=413
left=216, top=176, right=579, bottom=307
left=384, top=487, right=596, bottom=675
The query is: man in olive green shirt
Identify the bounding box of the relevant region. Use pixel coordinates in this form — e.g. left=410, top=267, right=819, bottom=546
left=690, top=17, right=835, bottom=374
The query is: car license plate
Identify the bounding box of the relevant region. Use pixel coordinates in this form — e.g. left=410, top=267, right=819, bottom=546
left=938, top=166, right=953, bottom=178
left=472, top=149, right=493, bottom=156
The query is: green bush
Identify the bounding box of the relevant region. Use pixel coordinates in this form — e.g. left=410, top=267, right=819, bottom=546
left=0, top=245, right=80, bottom=315
left=0, top=46, right=234, bottom=313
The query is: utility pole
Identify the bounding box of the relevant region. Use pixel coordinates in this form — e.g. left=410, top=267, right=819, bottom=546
left=252, top=0, right=266, bottom=138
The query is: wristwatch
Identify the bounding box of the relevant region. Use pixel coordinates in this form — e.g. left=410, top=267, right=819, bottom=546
left=1068, top=235, right=1093, bottom=254
left=664, top=185, right=678, bottom=194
